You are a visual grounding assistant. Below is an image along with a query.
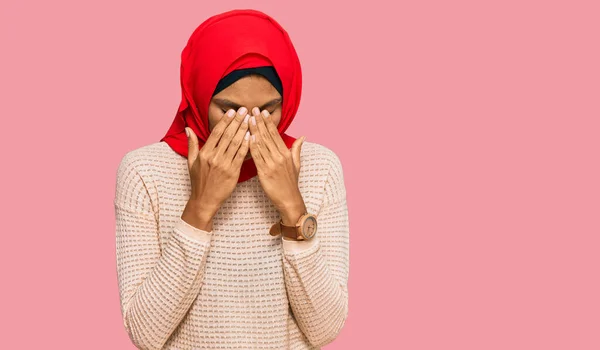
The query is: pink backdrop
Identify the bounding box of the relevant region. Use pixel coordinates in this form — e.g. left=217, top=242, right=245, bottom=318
left=1, top=0, right=599, bottom=349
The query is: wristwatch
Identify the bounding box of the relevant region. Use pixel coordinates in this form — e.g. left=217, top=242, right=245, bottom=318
left=269, top=212, right=318, bottom=240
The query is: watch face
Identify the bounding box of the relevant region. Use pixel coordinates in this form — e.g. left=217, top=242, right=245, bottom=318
left=302, top=215, right=317, bottom=239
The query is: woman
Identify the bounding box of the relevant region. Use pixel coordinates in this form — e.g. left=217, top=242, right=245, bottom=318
left=114, top=9, right=349, bottom=350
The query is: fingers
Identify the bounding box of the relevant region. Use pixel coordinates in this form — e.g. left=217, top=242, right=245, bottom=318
left=248, top=110, right=275, bottom=166
left=185, top=127, right=199, bottom=168
left=203, top=108, right=237, bottom=151
left=248, top=133, right=268, bottom=168
left=291, top=135, right=305, bottom=173
left=256, top=108, right=288, bottom=154
left=215, top=107, right=248, bottom=158
left=249, top=108, right=278, bottom=155
left=248, top=110, right=268, bottom=165
left=232, top=130, right=251, bottom=168
left=224, top=112, right=250, bottom=162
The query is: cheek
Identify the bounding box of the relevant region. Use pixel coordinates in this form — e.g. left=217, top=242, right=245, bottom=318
left=272, top=115, right=282, bottom=129
left=266, top=110, right=282, bottom=128
left=207, top=108, right=222, bottom=131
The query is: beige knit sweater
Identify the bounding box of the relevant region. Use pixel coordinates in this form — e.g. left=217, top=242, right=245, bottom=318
left=114, top=140, right=349, bottom=349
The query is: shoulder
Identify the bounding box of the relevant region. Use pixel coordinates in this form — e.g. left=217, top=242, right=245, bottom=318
left=300, top=141, right=344, bottom=177
left=116, top=141, right=184, bottom=185
left=300, top=141, right=346, bottom=206
left=115, top=142, right=181, bottom=208
left=117, top=141, right=178, bottom=173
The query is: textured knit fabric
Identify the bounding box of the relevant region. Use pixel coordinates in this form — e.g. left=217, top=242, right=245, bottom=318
left=114, top=140, right=349, bottom=349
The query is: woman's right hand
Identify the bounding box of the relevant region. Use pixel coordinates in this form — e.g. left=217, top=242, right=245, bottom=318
left=181, top=107, right=251, bottom=231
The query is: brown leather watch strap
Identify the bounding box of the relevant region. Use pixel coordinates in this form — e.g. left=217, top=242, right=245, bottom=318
left=269, top=212, right=308, bottom=240
left=269, top=219, right=300, bottom=239
left=269, top=212, right=318, bottom=241
left=279, top=221, right=300, bottom=240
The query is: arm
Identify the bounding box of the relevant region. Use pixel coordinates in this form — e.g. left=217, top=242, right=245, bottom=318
left=280, top=154, right=350, bottom=348
left=114, top=153, right=213, bottom=350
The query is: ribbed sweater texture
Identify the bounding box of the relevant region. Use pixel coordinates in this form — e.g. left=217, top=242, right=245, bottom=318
left=114, top=141, right=349, bottom=349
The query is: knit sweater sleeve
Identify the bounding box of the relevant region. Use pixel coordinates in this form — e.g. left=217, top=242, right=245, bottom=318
left=114, top=153, right=213, bottom=350
left=281, top=151, right=350, bottom=348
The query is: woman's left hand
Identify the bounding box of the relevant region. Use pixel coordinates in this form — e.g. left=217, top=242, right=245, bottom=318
left=248, top=107, right=307, bottom=225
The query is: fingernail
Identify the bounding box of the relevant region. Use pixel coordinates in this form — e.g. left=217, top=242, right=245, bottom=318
left=252, top=107, right=260, bottom=116
left=243, top=114, right=250, bottom=124
left=227, top=109, right=235, bottom=118
left=245, top=131, right=250, bottom=140
left=251, top=116, right=256, bottom=125
left=239, top=107, right=247, bottom=116
left=262, top=110, right=270, bottom=118
left=185, top=128, right=189, bottom=137
left=251, top=134, right=256, bottom=142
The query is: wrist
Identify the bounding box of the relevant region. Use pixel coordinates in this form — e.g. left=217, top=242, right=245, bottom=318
left=280, top=202, right=306, bottom=226
left=182, top=200, right=216, bottom=231
left=186, top=197, right=219, bottom=215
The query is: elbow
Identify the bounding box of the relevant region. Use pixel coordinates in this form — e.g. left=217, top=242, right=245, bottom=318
left=307, top=298, right=349, bottom=347
left=122, top=305, right=165, bottom=350
left=123, top=314, right=151, bottom=350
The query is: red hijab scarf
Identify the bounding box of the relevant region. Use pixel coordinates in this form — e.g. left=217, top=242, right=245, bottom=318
left=160, top=9, right=302, bottom=183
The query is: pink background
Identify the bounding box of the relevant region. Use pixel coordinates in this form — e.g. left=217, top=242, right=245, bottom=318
left=1, top=0, right=599, bottom=349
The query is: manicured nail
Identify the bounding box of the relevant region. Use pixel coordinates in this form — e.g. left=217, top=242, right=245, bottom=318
left=251, top=116, right=256, bottom=125
left=185, top=128, right=189, bottom=137
left=227, top=109, right=235, bottom=118
left=239, top=107, right=247, bottom=116
left=262, top=110, right=270, bottom=118
left=243, top=114, right=249, bottom=124
left=245, top=131, right=250, bottom=140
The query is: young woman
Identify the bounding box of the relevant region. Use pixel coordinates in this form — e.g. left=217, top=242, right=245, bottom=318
left=114, top=9, right=349, bottom=349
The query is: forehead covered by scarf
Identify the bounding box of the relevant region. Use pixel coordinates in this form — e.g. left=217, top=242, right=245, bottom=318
left=160, top=9, right=302, bottom=183
left=212, top=66, right=283, bottom=98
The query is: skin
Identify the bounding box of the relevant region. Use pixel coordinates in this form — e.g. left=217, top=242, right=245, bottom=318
left=182, top=75, right=307, bottom=238
left=208, top=75, right=283, bottom=160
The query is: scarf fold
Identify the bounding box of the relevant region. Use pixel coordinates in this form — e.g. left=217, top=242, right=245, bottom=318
left=160, top=9, right=302, bottom=183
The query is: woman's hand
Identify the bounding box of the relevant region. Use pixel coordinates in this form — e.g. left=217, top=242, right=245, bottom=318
left=182, top=107, right=251, bottom=230
left=248, top=107, right=307, bottom=226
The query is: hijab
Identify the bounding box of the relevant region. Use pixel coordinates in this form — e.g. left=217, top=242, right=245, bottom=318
left=212, top=66, right=283, bottom=98
left=160, top=9, right=302, bottom=183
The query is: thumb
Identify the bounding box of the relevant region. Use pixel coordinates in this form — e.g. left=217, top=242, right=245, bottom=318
left=291, top=136, right=306, bottom=173
left=185, top=127, right=199, bottom=166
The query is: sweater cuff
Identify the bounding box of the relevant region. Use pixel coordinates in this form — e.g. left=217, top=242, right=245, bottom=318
left=282, top=236, right=319, bottom=252
left=175, top=216, right=213, bottom=242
